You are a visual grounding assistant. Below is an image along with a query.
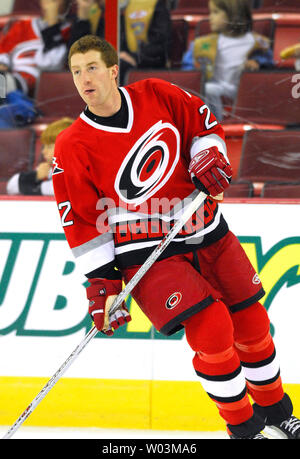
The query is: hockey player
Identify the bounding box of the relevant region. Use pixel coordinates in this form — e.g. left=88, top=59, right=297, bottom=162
left=52, top=35, right=300, bottom=439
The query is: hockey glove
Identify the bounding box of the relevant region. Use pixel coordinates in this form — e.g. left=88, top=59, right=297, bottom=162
left=86, top=278, right=131, bottom=336
left=188, top=146, right=232, bottom=197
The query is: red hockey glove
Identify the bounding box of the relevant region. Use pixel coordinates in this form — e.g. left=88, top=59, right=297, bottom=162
left=188, top=146, right=232, bottom=197
left=86, top=278, right=131, bottom=336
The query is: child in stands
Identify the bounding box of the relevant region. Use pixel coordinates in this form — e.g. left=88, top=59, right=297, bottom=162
left=181, top=0, right=274, bottom=120
left=6, top=117, right=73, bottom=196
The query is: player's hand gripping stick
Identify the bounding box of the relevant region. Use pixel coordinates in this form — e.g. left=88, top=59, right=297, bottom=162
left=87, top=278, right=131, bottom=335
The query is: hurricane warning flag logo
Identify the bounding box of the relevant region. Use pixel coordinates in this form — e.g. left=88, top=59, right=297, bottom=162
left=52, top=156, right=64, bottom=175
left=115, top=121, right=180, bottom=206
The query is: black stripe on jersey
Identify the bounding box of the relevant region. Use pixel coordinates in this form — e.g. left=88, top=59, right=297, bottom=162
left=246, top=370, right=281, bottom=387
left=195, top=366, right=242, bottom=382
left=207, top=386, right=247, bottom=404
left=240, top=349, right=276, bottom=369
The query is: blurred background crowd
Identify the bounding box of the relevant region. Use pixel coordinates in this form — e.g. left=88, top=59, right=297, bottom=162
left=0, top=0, right=299, bottom=199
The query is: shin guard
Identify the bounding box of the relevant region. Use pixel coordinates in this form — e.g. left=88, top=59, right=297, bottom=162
left=232, top=302, right=284, bottom=406
left=184, top=301, right=255, bottom=428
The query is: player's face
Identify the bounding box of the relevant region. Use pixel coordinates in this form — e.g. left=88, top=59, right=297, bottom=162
left=70, top=50, right=119, bottom=115
left=209, top=1, right=228, bottom=34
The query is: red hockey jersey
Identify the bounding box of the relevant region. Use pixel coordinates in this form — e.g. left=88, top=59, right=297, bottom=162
left=53, top=78, right=229, bottom=276
left=0, top=17, right=70, bottom=93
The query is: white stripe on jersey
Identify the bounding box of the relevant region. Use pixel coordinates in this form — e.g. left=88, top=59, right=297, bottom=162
left=73, top=238, right=115, bottom=275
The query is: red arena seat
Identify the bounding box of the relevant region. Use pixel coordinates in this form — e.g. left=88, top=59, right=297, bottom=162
left=172, top=0, right=209, bottom=15
left=34, top=72, right=85, bottom=122
left=237, top=129, right=300, bottom=183
left=0, top=128, right=35, bottom=192
left=261, top=181, right=300, bottom=198
left=224, top=181, right=254, bottom=198
left=125, top=69, right=204, bottom=96
left=259, top=0, right=300, bottom=12
left=230, top=70, right=300, bottom=126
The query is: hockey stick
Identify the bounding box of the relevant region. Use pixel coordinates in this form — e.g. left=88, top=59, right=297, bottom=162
left=3, top=191, right=207, bottom=439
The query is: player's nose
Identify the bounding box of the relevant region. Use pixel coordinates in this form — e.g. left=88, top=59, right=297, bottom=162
left=81, top=69, right=92, bottom=85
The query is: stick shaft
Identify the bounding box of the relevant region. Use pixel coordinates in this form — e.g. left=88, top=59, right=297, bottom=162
left=3, top=191, right=206, bottom=439
left=109, top=191, right=207, bottom=315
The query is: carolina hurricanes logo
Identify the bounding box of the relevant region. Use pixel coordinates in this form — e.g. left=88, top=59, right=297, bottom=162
left=115, top=121, right=180, bottom=206
left=165, top=292, right=182, bottom=310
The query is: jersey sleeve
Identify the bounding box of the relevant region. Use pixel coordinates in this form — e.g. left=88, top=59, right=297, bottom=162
left=0, top=20, right=24, bottom=66
left=52, top=134, right=115, bottom=277
left=152, top=79, right=229, bottom=165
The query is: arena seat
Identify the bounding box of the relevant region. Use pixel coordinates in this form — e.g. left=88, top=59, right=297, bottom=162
left=237, top=129, right=300, bottom=185
left=224, top=181, right=254, bottom=198
left=34, top=72, right=85, bottom=122
left=169, top=18, right=189, bottom=68
left=172, top=0, right=209, bottom=15
left=125, top=69, right=204, bottom=95
left=229, top=70, right=300, bottom=126
left=0, top=128, right=36, bottom=192
left=261, top=181, right=300, bottom=198
left=12, top=0, right=40, bottom=14
left=258, top=0, right=300, bottom=12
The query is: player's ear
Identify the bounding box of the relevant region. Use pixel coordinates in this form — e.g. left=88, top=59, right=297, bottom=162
left=110, top=64, right=119, bottom=82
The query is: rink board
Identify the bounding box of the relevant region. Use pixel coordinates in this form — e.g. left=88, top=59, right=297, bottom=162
left=0, top=197, right=300, bottom=430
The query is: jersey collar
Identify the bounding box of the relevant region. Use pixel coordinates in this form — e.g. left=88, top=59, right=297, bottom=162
left=79, top=87, right=133, bottom=133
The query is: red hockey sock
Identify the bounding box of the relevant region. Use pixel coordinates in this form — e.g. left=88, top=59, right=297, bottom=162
left=183, top=300, right=254, bottom=426
left=231, top=302, right=284, bottom=406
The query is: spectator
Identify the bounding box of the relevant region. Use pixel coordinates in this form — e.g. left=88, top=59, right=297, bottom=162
left=0, top=0, right=72, bottom=97
left=6, top=117, right=74, bottom=196
left=280, top=43, right=300, bottom=71
left=181, top=0, right=274, bottom=120
left=69, top=0, right=171, bottom=85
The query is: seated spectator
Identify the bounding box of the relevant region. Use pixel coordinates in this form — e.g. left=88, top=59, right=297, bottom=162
left=280, top=43, right=300, bottom=71
left=6, top=117, right=74, bottom=196
left=181, top=0, right=274, bottom=120
left=69, top=0, right=171, bottom=85
left=0, top=0, right=72, bottom=97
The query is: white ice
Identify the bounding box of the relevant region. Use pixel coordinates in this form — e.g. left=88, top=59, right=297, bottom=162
left=0, top=426, right=228, bottom=439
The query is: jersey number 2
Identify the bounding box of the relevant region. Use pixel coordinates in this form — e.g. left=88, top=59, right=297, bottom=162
left=58, top=201, right=74, bottom=227
left=199, top=104, right=218, bottom=129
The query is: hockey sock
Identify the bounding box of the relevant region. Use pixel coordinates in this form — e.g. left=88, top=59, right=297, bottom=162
left=231, top=302, right=284, bottom=407
left=183, top=300, right=256, bottom=428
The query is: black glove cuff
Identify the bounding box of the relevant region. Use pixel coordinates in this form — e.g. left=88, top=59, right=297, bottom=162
left=192, top=176, right=209, bottom=195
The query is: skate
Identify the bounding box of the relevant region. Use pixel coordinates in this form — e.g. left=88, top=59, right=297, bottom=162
left=265, top=415, right=300, bottom=439
left=229, top=432, right=268, bottom=439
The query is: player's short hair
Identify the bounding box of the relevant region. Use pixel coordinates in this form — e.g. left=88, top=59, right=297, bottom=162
left=68, top=35, right=118, bottom=69
left=212, top=0, right=253, bottom=36
left=41, top=117, right=74, bottom=145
